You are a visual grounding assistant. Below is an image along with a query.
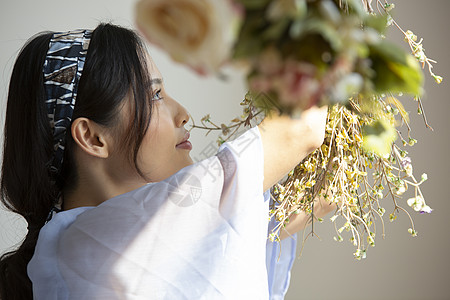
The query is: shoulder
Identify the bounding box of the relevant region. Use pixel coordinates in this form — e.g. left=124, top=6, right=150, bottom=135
left=57, top=158, right=226, bottom=256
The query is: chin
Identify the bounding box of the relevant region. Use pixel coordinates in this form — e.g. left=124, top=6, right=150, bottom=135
left=179, top=158, right=194, bottom=171
left=171, top=158, right=195, bottom=176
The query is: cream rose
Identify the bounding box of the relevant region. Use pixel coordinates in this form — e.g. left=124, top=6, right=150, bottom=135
left=135, top=0, right=241, bottom=75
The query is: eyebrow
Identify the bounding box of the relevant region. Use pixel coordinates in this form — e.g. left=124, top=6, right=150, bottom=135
left=150, top=78, right=163, bottom=85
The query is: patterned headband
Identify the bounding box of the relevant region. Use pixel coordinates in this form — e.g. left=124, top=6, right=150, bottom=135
left=43, top=29, right=92, bottom=177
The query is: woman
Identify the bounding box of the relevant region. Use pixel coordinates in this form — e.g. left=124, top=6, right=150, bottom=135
left=0, top=23, right=330, bottom=299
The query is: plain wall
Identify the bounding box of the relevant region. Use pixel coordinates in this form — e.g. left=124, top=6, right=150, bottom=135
left=1, top=1, right=449, bottom=299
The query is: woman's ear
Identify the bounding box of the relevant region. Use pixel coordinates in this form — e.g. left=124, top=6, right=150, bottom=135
left=71, top=118, right=111, bottom=158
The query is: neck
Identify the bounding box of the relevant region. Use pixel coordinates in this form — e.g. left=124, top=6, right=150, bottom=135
left=62, top=159, right=147, bottom=211
left=63, top=177, right=147, bottom=211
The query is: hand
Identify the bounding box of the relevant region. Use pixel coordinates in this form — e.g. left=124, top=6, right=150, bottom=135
left=258, top=105, right=329, bottom=192
left=279, top=192, right=337, bottom=240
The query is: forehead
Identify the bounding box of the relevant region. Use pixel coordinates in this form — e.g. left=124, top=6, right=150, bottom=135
left=145, top=52, right=162, bottom=81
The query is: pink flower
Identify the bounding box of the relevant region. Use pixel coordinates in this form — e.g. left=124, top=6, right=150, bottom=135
left=256, top=47, right=283, bottom=75
left=249, top=75, right=273, bottom=93
left=247, top=48, right=283, bottom=94
left=248, top=56, right=321, bottom=110
left=274, top=60, right=320, bottom=108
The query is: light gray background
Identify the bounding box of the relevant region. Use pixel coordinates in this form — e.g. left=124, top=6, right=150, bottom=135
left=0, top=1, right=449, bottom=299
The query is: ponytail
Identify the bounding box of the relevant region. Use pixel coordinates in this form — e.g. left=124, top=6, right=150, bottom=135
left=0, top=32, right=56, bottom=300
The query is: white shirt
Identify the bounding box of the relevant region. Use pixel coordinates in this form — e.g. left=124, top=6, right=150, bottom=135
left=28, top=126, right=297, bottom=299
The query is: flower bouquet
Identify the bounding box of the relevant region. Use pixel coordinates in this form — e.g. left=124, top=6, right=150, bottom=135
left=136, top=0, right=442, bottom=259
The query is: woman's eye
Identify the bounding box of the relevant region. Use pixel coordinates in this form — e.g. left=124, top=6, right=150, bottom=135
left=152, top=89, right=163, bottom=101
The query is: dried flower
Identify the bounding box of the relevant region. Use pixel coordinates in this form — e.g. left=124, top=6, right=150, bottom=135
left=407, top=195, right=432, bottom=214
left=157, top=0, right=436, bottom=260
left=433, top=75, right=443, bottom=84
left=408, top=228, right=418, bottom=237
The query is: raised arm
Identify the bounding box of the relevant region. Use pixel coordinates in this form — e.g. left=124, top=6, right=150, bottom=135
left=258, top=105, right=328, bottom=193
left=257, top=105, right=333, bottom=239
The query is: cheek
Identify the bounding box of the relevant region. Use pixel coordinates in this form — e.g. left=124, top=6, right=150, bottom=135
left=137, top=116, right=175, bottom=175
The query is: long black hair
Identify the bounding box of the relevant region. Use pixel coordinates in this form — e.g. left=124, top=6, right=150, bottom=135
left=0, top=23, right=154, bottom=300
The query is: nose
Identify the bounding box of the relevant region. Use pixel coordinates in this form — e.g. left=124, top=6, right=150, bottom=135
left=173, top=98, right=190, bottom=127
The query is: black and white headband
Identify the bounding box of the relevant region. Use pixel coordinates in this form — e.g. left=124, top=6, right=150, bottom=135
left=43, top=29, right=92, bottom=177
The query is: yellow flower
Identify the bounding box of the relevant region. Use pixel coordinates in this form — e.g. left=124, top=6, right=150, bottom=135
left=303, top=161, right=316, bottom=172
left=433, top=75, right=443, bottom=84
left=347, top=113, right=359, bottom=125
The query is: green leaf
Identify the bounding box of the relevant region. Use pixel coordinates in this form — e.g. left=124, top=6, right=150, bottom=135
left=248, top=90, right=284, bottom=115
left=263, top=19, right=291, bottom=40
left=362, top=119, right=397, bottom=157
left=281, top=34, right=332, bottom=69
left=267, top=0, right=308, bottom=20
left=232, top=11, right=267, bottom=59
left=290, top=19, right=306, bottom=38
left=303, top=20, right=342, bottom=51
left=369, top=41, right=423, bottom=95
left=293, top=0, right=308, bottom=19
left=236, top=0, right=271, bottom=9
left=232, top=37, right=264, bottom=59
left=363, top=14, right=389, bottom=34
left=339, top=0, right=366, bottom=18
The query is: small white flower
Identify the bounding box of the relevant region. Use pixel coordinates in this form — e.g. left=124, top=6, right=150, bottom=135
left=408, top=228, right=417, bottom=237
left=421, top=173, right=428, bottom=182
left=407, top=196, right=425, bottom=212
left=400, top=156, right=412, bottom=170
left=405, top=165, right=413, bottom=177
left=420, top=205, right=433, bottom=214
left=396, top=185, right=406, bottom=195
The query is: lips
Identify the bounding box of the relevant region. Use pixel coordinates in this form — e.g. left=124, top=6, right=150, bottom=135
left=177, top=131, right=190, bottom=145
left=176, top=131, right=192, bottom=150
